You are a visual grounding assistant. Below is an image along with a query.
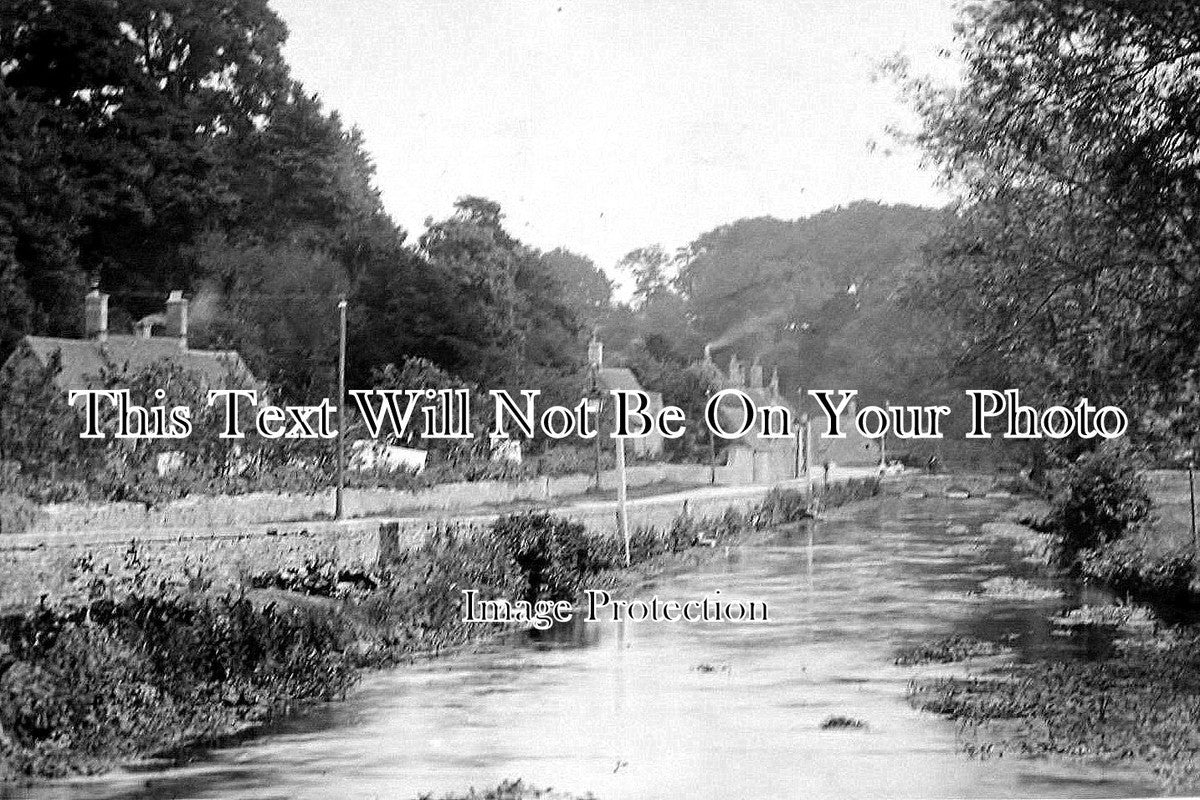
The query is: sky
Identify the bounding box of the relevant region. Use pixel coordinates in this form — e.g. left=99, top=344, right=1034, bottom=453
left=270, top=0, right=960, bottom=276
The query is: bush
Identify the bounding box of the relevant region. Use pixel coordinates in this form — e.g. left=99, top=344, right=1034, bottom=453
left=0, top=590, right=357, bottom=778
left=1077, top=527, right=1196, bottom=596
left=491, top=512, right=618, bottom=604
left=1049, top=445, right=1152, bottom=558
left=815, top=477, right=881, bottom=511
left=362, top=522, right=522, bottom=651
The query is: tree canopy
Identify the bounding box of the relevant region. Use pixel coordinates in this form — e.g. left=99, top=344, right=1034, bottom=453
left=894, top=0, right=1200, bottom=450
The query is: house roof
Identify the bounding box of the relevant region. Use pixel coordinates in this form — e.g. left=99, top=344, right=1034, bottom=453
left=16, top=335, right=257, bottom=391
left=596, top=367, right=643, bottom=393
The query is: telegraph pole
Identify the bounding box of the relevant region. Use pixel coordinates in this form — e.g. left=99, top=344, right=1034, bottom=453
left=616, top=435, right=630, bottom=566
left=880, top=398, right=888, bottom=472
left=1189, top=457, right=1197, bottom=550
left=335, top=296, right=347, bottom=521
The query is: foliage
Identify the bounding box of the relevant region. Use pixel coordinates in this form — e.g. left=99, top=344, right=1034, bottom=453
left=0, top=477, right=888, bottom=779
left=415, top=197, right=586, bottom=388
left=0, top=0, right=291, bottom=327
left=891, top=1, right=1200, bottom=448
left=421, top=779, right=584, bottom=800
left=910, top=630, right=1200, bottom=791
left=0, top=350, right=101, bottom=487
left=0, top=590, right=356, bottom=779
left=813, top=476, right=881, bottom=511
left=1048, top=445, right=1153, bottom=558
left=894, top=635, right=1005, bottom=666
left=491, top=512, right=617, bottom=604
left=1077, top=530, right=1196, bottom=597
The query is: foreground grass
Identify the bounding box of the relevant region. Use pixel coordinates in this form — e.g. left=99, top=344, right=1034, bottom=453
left=0, top=479, right=880, bottom=783
left=419, top=778, right=592, bottom=799
left=908, top=628, right=1200, bottom=791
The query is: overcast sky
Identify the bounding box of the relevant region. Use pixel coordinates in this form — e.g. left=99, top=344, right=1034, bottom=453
left=270, top=0, right=959, bottom=274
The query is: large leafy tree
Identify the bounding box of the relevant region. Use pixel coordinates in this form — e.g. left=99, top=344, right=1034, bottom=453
left=0, top=0, right=292, bottom=319
left=894, top=1, right=1200, bottom=446
left=0, top=87, right=86, bottom=353
left=414, top=197, right=586, bottom=388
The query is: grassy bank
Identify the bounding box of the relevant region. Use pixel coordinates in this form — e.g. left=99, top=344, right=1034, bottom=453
left=906, top=628, right=1200, bottom=791
left=903, top=461, right=1200, bottom=793
left=0, top=478, right=880, bottom=783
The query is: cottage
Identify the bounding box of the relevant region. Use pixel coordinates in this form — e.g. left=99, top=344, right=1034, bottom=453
left=1, top=287, right=259, bottom=475
left=1, top=288, right=257, bottom=395
left=587, top=334, right=664, bottom=459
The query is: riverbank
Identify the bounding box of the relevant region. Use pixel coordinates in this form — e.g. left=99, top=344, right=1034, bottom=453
left=0, top=478, right=881, bottom=784
left=904, top=493, right=1200, bottom=794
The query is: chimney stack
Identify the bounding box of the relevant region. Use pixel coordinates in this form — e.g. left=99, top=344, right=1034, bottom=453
left=85, top=287, right=109, bottom=342
left=165, top=290, right=188, bottom=347
left=587, top=330, right=603, bottom=369
left=728, top=354, right=744, bottom=387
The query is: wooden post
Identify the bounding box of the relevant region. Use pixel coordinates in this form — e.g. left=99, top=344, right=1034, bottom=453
left=1190, top=461, right=1197, bottom=550
left=803, top=413, right=814, bottom=505
left=616, top=435, right=630, bottom=566
left=880, top=398, right=888, bottom=471
left=335, top=296, right=347, bottom=521
left=794, top=417, right=802, bottom=479
left=708, top=419, right=716, bottom=485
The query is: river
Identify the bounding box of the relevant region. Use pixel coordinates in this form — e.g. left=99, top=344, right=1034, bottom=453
left=34, top=495, right=1157, bottom=799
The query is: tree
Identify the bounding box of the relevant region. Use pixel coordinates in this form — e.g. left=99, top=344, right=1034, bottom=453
left=617, top=245, right=675, bottom=307
left=674, top=203, right=942, bottom=392
left=0, top=0, right=291, bottom=321
left=892, top=1, right=1200, bottom=446
left=191, top=234, right=347, bottom=402
left=0, top=86, right=86, bottom=355
left=416, top=197, right=586, bottom=387
left=538, top=248, right=613, bottom=331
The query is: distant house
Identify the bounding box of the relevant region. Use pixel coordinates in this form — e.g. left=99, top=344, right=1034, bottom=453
left=1, top=288, right=258, bottom=476
left=700, top=347, right=882, bottom=483
left=587, top=335, right=664, bottom=459
left=1, top=288, right=257, bottom=394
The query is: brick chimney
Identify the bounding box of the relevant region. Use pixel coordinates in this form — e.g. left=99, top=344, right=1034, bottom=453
left=165, top=290, right=188, bottom=347
left=587, top=330, right=603, bottom=369
left=84, top=287, right=108, bottom=342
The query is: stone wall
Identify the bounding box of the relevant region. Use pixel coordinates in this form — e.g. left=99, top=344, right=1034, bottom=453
left=0, top=481, right=792, bottom=610
left=24, top=463, right=722, bottom=535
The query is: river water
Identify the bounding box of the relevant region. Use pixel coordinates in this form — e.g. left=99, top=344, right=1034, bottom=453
left=35, top=496, right=1157, bottom=799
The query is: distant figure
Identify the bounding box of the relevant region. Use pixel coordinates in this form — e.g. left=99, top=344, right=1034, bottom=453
left=927, top=455, right=940, bottom=474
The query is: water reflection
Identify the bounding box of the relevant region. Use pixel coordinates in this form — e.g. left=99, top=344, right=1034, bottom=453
left=29, top=496, right=1158, bottom=799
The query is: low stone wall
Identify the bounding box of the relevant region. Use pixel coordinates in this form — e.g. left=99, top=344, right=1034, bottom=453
left=0, top=481, right=791, bottom=610
left=24, top=463, right=720, bottom=535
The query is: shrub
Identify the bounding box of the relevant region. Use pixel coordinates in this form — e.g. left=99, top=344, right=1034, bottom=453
left=0, top=590, right=357, bottom=778
left=1049, top=445, right=1152, bottom=558
left=1077, top=527, right=1196, bottom=596
left=363, top=522, right=521, bottom=650
left=815, top=477, right=881, bottom=510
left=491, top=512, right=618, bottom=604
